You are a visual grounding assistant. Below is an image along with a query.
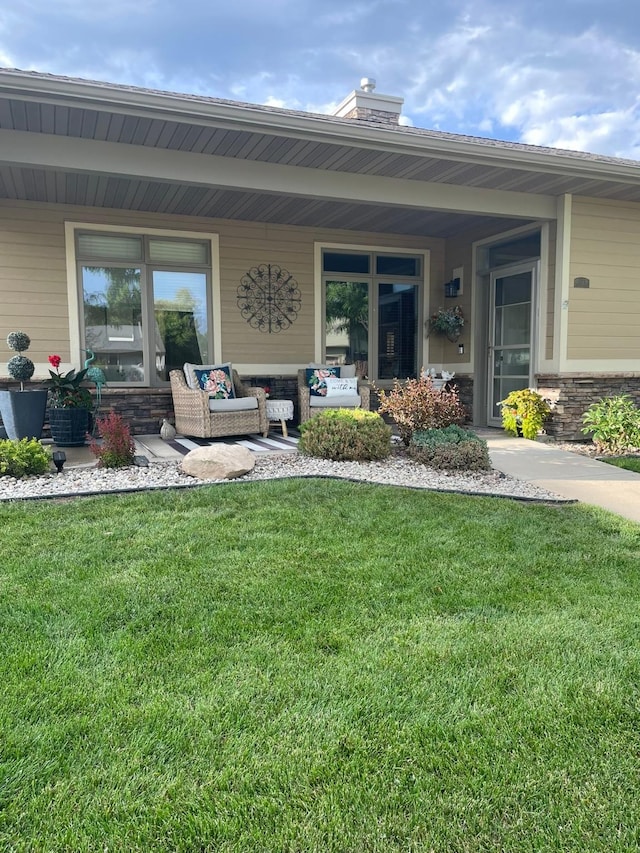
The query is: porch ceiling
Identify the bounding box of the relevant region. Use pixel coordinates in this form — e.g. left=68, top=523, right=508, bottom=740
left=0, top=164, right=530, bottom=238
left=2, top=69, right=640, bottom=236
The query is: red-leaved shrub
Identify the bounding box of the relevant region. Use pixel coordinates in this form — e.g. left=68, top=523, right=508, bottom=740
left=89, top=411, right=136, bottom=468
left=376, top=376, right=467, bottom=445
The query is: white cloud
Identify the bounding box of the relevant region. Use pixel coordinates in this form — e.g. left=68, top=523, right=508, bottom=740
left=1, top=0, right=640, bottom=158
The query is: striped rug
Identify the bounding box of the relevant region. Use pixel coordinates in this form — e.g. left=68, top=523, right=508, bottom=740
left=168, top=429, right=299, bottom=456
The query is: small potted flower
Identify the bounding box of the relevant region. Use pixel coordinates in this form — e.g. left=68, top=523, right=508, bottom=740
left=0, top=331, right=49, bottom=440
left=43, top=355, right=93, bottom=446
left=427, top=306, right=464, bottom=342
left=500, top=388, right=551, bottom=440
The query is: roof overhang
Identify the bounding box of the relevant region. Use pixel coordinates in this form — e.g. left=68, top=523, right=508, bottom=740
left=1, top=68, right=640, bottom=237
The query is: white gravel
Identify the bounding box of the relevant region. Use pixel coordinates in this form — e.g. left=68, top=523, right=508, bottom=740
left=0, top=451, right=568, bottom=502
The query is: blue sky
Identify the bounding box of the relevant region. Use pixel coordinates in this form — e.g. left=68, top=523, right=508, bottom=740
left=1, top=0, right=639, bottom=158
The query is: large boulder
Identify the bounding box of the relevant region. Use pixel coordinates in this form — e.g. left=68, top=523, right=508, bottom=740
left=181, top=444, right=255, bottom=480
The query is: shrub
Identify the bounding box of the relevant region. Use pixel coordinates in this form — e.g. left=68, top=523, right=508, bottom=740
left=581, top=394, right=640, bottom=454
left=6, top=330, right=34, bottom=389
left=0, top=438, right=50, bottom=477
left=376, top=376, right=466, bottom=445
left=500, top=389, right=551, bottom=440
left=299, top=409, right=391, bottom=461
left=408, top=425, right=491, bottom=471
left=89, top=411, right=136, bottom=468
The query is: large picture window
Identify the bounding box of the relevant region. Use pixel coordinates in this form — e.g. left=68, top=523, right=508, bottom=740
left=77, top=232, right=211, bottom=384
left=323, top=250, right=422, bottom=381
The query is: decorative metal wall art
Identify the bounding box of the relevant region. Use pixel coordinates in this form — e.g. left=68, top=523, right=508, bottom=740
left=237, top=264, right=301, bottom=333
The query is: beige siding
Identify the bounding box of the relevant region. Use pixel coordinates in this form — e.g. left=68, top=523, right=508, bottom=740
left=568, top=196, right=640, bottom=360
left=0, top=199, right=442, bottom=373
left=546, top=221, right=556, bottom=360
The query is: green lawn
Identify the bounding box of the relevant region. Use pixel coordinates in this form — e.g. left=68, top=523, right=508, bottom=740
left=602, top=456, right=640, bottom=474
left=1, top=479, right=640, bottom=852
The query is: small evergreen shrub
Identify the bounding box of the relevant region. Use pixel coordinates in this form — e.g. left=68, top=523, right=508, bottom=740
left=299, top=409, right=391, bottom=461
left=376, top=376, right=466, bottom=445
left=89, top=411, right=136, bottom=468
left=0, top=438, right=50, bottom=477
left=581, top=394, right=640, bottom=454
left=408, top=425, right=491, bottom=471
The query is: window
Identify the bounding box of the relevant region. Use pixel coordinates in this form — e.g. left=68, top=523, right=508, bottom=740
left=322, top=250, right=422, bottom=381
left=77, top=232, right=211, bottom=385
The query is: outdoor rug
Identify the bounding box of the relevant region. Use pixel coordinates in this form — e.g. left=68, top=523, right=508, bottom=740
left=167, top=429, right=300, bottom=456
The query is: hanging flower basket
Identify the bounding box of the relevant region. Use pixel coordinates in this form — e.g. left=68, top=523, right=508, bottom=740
left=427, top=306, right=464, bottom=342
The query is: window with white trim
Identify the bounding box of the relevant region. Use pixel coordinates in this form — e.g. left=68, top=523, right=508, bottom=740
left=77, top=232, right=211, bottom=385
left=322, top=249, right=423, bottom=380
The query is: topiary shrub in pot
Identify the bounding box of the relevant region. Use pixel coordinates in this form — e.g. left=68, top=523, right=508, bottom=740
left=299, top=408, right=391, bottom=462
left=500, top=389, right=551, bottom=440
left=409, top=424, right=491, bottom=471
left=0, top=331, right=48, bottom=440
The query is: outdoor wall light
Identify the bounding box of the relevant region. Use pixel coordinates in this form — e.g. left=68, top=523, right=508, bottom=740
left=52, top=451, right=66, bottom=474
left=458, top=343, right=465, bottom=355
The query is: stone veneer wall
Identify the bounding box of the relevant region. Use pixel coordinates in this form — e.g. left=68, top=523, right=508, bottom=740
left=2, top=374, right=475, bottom=437
left=537, top=375, right=640, bottom=440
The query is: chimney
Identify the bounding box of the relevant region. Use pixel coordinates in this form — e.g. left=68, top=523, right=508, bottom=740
left=333, top=78, right=403, bottom=126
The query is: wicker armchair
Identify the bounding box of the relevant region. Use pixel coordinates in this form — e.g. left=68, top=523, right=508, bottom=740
left=169, top=369, right=268, bottom=438
left=297, top=368, right=371, bottom=424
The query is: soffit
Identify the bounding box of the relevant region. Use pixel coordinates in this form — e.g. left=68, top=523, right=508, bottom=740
left=2, top=95, right=640, bottom=203
left=0, top=164, right=531, bottom=239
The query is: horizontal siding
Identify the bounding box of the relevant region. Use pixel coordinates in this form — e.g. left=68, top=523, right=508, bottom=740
left=568, top=196, right=640, bottom=360
left=546, top=221, right=556, bottom=360
left=0, top=198, right=443, bottom=372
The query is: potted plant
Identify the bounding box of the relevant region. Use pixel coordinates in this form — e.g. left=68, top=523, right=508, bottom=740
left=427, top=306, right=464, bottom=342
left=500, top=388, right=551, bottom=440
left=43, top=354, right=93, bottom=446
left=0, top=331, right=48, bottom=440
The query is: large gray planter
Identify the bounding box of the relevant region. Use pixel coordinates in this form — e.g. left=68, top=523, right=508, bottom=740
left=0, top=389, right=48, bottom=440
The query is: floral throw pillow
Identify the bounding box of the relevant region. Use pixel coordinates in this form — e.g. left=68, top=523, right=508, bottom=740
left=305, top=366, right=341, bottom=397
left=193, top=364, right=236, bottom=399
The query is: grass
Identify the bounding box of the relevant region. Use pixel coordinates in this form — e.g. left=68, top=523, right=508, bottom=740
left=1, top=478, right=640, bottom=852
left=602, top=456, right=640, bottom=474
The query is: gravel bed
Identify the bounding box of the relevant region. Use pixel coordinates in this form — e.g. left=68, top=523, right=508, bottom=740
left=0, top=451, right=568, bottom=503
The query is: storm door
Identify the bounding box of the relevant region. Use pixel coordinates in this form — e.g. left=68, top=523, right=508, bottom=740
left=488, top=262, right=537, bottom=423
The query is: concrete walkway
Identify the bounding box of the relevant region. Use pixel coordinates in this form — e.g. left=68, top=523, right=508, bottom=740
left=484, top=431, right=640, bottom=524
left=56, top=431, right=640, bottom=524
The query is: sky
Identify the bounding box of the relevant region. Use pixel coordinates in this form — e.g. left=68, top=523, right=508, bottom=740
left=1, top=0, right=640, bottom=159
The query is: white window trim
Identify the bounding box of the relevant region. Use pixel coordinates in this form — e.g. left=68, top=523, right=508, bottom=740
left=314, top=241, right=430, bottom=373
left=64, top=221, right=221, bottom=377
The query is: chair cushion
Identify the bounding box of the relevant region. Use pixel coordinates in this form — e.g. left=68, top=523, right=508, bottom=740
left=305, top=366, right=341, bottom=397
left=190, top=363, right=236, bottom=399
left=325, top=376, right=358, bottom=396
left=209, top=397, right=258, bottom=412
left=310, top=394, right=362, bottom=408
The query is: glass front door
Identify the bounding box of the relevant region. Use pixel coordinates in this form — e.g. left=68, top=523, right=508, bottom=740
left=488, top=263, right=536, bottom=422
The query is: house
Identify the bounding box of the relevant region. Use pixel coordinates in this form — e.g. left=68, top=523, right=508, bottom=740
left=1, top=68, right=639, bottom=437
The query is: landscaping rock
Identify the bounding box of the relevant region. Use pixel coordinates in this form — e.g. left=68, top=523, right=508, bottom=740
left=181, top=445, right=255, bottom=480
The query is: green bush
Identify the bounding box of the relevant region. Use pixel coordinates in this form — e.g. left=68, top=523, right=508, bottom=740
left=500, top=388, right=551, bottom=440
left=408, top=425, right=491, bottom=471
left=581, top=394, right=640, bottom=454
left=299, top=409, right=391, bottom=461
left=376, top=376, right=466, bottom=445
left=0, top=438, right=50, bottom=477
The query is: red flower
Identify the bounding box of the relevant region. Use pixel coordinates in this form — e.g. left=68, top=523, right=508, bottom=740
left=48, top=354, right=62, bottom=369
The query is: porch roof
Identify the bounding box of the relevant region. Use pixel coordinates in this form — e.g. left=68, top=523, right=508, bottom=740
left=1, top=68, right=640, bottom=237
